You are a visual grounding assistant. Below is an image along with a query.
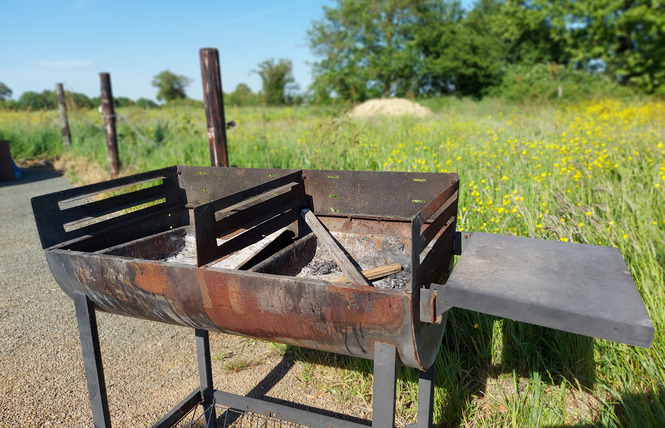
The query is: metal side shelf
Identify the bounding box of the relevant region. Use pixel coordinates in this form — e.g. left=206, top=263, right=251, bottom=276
left=440, top=232, right=654, bottom=348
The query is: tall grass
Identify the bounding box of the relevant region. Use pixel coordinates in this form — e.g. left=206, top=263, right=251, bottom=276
left=1, top=97, right=663, bottom=426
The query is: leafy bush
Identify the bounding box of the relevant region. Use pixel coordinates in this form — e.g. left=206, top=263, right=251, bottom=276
left=488, top=63, right=637, bottom=103
left=163, top=97, right=204, bottom=109
left=226, top=83, right=262, bottom=107
left=114, top=97, right=134, bottom=108
left=136, top=98, right=159, bottom=109
left=66, top=92, right=94, bottom=110
left=17, top=90, right=56, bottom=110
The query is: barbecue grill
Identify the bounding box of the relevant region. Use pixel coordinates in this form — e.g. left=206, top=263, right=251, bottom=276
left=32, top=165, right=654, bottom=428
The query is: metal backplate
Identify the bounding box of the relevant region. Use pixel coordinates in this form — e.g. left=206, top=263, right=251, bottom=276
left=440, top=232, right=654, bottom=347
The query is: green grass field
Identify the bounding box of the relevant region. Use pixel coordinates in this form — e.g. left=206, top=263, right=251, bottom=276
left=2, top=97, right=663, bottom=426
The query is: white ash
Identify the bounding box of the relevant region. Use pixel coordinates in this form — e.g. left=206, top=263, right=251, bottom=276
left=162, top=228, right=411, bottom=290
left=296, top=241, right=410, bottom=290
left=213, top=228, right=289, bottom=269
left=306, top=260, right=340, bottom=276
left=295, top=245, right=342, bottom=281
left=163, top=233, right=197, bottom=265
left=163, top=227, right=289, bottom=269
left=373, top=264, right=412, bottom=290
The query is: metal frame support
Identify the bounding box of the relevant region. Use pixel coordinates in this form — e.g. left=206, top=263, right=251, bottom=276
left=372, top=343, right=398, bottom=428
left=70, top=305, right=435, bottom=428
left=73, top=294, right=112, bottom=428
left=416, top=365, right=435, bottom=428
left=196, top=329, right=218, bottom=428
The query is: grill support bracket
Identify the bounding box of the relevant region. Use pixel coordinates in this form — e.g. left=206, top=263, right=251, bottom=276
left=73, top=298, right=438, bottom=428
left=196, top=329, right=218, bottom=427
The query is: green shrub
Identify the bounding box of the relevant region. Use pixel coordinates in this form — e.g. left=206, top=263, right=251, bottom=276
left=489, top=63, right=637, bottom=103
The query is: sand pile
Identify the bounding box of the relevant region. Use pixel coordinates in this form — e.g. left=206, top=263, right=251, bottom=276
left=349, top=98, right=432, bottom=118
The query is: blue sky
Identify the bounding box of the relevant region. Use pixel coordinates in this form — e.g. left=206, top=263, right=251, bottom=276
left=1, top=0, right=472, bottom=101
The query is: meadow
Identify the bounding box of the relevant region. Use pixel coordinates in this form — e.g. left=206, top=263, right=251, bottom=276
left=1, top=97, right=663, bottom=426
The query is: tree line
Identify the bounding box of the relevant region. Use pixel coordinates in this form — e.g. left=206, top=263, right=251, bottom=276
left=0, top=59, right=301, bottom=111
left=308, top=0, right=665, bottom=101
left=0, top=87, right=158, bottom=110
left=2, top=0, right=662, bottom=110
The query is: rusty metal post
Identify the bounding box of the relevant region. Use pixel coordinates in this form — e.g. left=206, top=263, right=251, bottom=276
left=55, top=83, right=71, bottom=149
left=199, top=48, right=229, bottom=167
left=99, top=73, right=119, bottom=177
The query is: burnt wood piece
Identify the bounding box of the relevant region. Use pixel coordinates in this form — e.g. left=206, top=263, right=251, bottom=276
left=233, top=229, right=296, bottom=270
left=330, top=263, right=403, bottom=284
left=302, top=209, right=370, bottom=286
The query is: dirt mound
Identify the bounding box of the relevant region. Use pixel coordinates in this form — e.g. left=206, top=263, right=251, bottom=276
left=349, top=98, right=432, bottom=118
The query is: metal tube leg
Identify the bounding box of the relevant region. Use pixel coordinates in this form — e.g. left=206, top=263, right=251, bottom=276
left=74, top=294, right=112, bottom=428
left=417, top=364, right=435, bottom=428
left=372, top=343, right=397, bottom=428
left=196, top=329, right=217, bottom=428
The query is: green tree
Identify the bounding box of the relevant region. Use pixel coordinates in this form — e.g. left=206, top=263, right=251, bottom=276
left=152, top=70, right=192, bottom=103
left=114, top=96, right=134, bottom=107
left=254, top=58, right=297, bottom=105
left=490, top=0, right=567, bottom=66
left=535, top=0, right=665, bottom=94
left=66, top=91, right=93, bottom=109
left=17, top=90, right=56, bottom=110
left=417, top=0, right=508, bottom=97
left=0, top=82, right=12, bottom=100
left=136, top=98, right=158, bottom=109
left=227, top=83, right=260, bottom=106
left=308, top=0, right=438, bottom=101
left=418, top=0, right=569, bottom=97
left=414, top=0, right=465, bottom=94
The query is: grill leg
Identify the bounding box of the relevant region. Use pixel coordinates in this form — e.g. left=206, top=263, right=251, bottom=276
left=74, top=294, right=112, bottom=428
left=416, top=364, right=435, bottom=428
left=372, top=342, right=397, bottom=428
left=196, top=329, right=217, bottom=428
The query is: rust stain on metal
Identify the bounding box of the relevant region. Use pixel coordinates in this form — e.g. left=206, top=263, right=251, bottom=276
left=326, top=283, right=406, bottom=330
left=197, top=271, right=319, bottom=342
left=197, top=269, right=213, bottom=309
left=227, top=279, right=249, bottom=315
left=131, top=262, right=170, bottom=295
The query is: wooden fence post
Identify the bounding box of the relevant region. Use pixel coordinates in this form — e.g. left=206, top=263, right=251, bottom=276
left=99, top=73, right=119, bottom=177
left=199, top=48, right=229, bottom=167
left=55, top=83, right=71, bottom=149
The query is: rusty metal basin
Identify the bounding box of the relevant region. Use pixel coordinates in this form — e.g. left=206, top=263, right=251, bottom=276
left=33, top=165, right=459, bottom=370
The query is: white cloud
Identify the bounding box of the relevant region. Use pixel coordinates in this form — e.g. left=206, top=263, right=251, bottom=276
left=38, top=59, right=92, bottom=69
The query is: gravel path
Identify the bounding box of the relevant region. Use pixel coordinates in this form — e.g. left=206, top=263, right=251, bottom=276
left=0, top=168, right=365, bottom=427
